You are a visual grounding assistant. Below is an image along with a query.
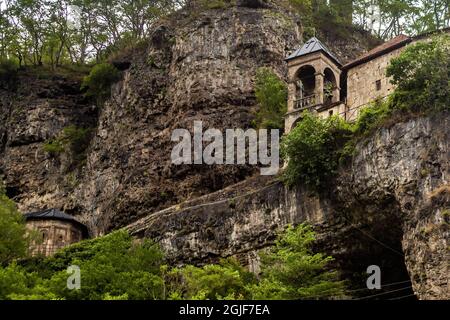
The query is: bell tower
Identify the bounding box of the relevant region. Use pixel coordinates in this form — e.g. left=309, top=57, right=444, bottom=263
left=285, top=37, right=342, bottom=132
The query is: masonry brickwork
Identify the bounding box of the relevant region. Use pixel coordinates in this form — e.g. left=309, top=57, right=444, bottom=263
left=285, top=30, right=449, bottom=130
left=346, top=46, right=402, bottom=118
left=27, top=220, right=84, bottom=256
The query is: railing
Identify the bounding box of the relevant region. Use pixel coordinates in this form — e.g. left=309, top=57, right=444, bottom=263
left=294, top=94, right=317, bottom=110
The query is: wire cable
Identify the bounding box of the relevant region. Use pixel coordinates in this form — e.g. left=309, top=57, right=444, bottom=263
left=340, top=214, right=405, bottom=256
left=389, top=294, right=417, bottom=300
left=296, top=280, right=413, bottom=299
left=353, top=286, right=413, bottom=300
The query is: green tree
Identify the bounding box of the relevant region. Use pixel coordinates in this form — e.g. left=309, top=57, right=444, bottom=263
left=1, top=230, right=166, bottom=300
left=387, top=34, right=450, bottom=112
left=0, top=263, right=41, bottom=299
left=14, top=0, right=48, bottom=66
left=40, top=231, right=166, bottom=300
left=81, top=63, right=120, bottom=103
left=254, top=67, right=288, bottom=130
left=251, top=224, right=346, bottom=300
left=170, top=258, right=256, bottom=300
left=0, top=184, right=29, bottom=266
left=281, top=111, right=352, bottom=188
left=45, top=0, right=73, bottom=68
left=330, top=0, right=353, bottom=24
left=354, top=0, right=449, bottom=39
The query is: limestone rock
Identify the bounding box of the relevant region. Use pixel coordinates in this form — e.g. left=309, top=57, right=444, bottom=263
left=127, top=113, right=449, bottom=300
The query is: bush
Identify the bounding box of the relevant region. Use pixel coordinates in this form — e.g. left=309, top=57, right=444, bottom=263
left=387, top=34, right=450, bottom=113
left=254, top=67, right=288, bottom=130
left=0, top=188, right=29, bottom=266
left=61, top=126, right=91, bottom=155
left=352, top=99, right=391, bottom=136
left=0, top=59, right=19, bottom=87
left=10, top=231, right=167, bottom=300
left=281, top=112, right=352, bottom=189
left=2, top=224, right=346, bottom=300
left=43, top=140, right=65, bottom=154
left=166, top=224, right=344, bottom=301
left=287, top=0, right=353, bottom=39
left=170, top=258, right=256, bottom=300
left=0, top=263, right=44, bottom=299
left=81, top=63, right=120, bottom=104
left=250, top=223, right=346, bottom=300
left=43, top=126, right=91, bottom=159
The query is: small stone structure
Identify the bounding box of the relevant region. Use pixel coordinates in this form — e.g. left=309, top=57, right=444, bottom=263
left=285, top=37, right=344, bottom=132
left=285, top=29, right=450, bottom=132
left=25, top=209, right=88, bottom=256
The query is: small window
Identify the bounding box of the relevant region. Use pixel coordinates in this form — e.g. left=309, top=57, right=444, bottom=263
left=376, top=80, right=382, bottom=91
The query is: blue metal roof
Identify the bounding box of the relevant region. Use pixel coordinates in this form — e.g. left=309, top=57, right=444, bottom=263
left=286, top=37, right=341, bottom=66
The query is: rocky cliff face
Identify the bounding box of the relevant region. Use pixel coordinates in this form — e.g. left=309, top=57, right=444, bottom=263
left=0, top=2, right=374, bottom=234
left=0, top=68, right=97, bottom=215
left=127, top=113, right=449, bottom=300
left=336, top=113, right=449, bottom=300
left=3, top=1, right=445, bottom=300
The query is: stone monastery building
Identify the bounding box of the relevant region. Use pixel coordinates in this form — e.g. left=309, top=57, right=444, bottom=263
left=25, top=208, right=88, bottom=256
left=285, top=29, right=449, bottom=133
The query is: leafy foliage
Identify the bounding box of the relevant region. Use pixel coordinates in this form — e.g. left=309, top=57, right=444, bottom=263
left=0, top=0, right=186, bottom=67
left=81, top=63, right=120, bottom=103
left=353, top=0, right=449, bottom=39
left=0, top=263, right=47, bottom=300
left=0, top=187, right=29, bottom=266
left=352, top=99, right=391, bottom=136
left=287, top=0, right=355, bottom=39
left=167, top=224, right=345, bottom=301
left=170, top=258, right=256, bottom=300
left=0, top=210, right=345, bottom=301
left=13, top=231, right=166, bottom=300
left=387, top=35, right=450, bottom=113
left=254, top=67, right=288, bottom=130
left=61, top=126, right=92, bottom=155
left=43, top=125, right=91, bottom=158
left=42, top=140, right=65, bottom=154
left=281, top=112, right=352, bottom=188
left=251, top=224, right=346, bottom=300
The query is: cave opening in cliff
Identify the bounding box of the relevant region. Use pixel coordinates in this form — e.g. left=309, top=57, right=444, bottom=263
left=339, top=214, right=417, bottom=300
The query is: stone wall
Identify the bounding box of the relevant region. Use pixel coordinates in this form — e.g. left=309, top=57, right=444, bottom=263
left=317, top=102, right=347, bottom=119
left=286, top=51, right=342, bottom=132
left=332, top=31, right=450, bottom=121
left=26, top=220, right=84, bottom=256
left=346, top=47, right=403, bottom=118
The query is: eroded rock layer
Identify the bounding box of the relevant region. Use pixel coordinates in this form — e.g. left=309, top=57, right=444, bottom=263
left=0, top=3, right=374, bottom=233
left=127, top=113, right=449, bottom=300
